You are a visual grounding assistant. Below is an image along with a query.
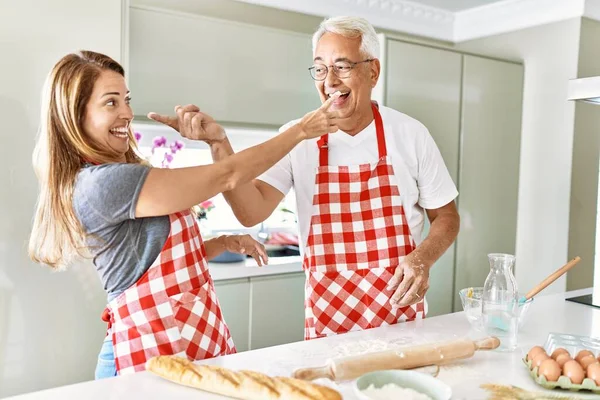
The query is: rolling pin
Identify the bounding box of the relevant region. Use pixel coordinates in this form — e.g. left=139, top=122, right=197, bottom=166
left=293, top=336, right=500, bottom=382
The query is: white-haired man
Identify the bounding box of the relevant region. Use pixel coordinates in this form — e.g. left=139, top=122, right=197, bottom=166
left=209, top=16, right=460, bottom=340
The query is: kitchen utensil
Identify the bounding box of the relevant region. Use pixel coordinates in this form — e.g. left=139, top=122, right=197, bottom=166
left=482, top=253, right=519, bottom=351
left=459, top=287, right=533, bottom=330
left=210, top=251, right=247, bottom=263
left=518, top=256, right=581, bottom=304
left=482, top=256, right=581, bottom=335
left=354, top=370, right=452, bottom=400
left=292, top=336, right=500, bottom=382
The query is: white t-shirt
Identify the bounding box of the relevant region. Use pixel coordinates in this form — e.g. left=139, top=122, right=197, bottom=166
left=258, top=105, right=458, bottom=252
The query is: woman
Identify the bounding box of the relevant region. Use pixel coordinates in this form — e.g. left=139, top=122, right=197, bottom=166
left=28, top=51, right=340, bottom=378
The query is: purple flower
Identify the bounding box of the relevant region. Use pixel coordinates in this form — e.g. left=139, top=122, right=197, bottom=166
left=134, top=131, right=142, bottom=142
left=170, top=140, right=184, bottom=154
left=152, top=136, right=167, bottom=148
left=161, top=152, right=174, bottom=169
left=151, top=136, right=167, bottom=154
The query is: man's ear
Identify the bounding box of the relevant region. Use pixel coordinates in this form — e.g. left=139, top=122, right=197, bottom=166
left=371, top=58, right=381, bottom=88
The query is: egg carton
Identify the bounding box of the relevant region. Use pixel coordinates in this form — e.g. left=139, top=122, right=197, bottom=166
left=522, top=332, right=600, bottom=394
left=543, top=332, right=600, bottom=358
left=522, top=358, right=600, bottom=394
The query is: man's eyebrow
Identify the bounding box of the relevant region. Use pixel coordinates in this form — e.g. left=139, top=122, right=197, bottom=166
left=313, top=57, right=354, bottom=63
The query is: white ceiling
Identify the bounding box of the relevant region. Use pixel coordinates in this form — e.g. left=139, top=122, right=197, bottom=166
left=407, top=0, right=507, bottom=12
left=228, top=0, right=598, bottom=42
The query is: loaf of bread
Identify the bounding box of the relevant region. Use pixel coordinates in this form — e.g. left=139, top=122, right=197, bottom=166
left=146, top=355, right=342, bottom=400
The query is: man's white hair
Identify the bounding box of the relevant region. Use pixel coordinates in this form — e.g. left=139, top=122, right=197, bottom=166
left=312, top=16, right=380, bottom=59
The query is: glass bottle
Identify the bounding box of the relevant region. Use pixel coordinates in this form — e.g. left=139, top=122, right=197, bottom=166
left=482, top=253, right=519, bottom=352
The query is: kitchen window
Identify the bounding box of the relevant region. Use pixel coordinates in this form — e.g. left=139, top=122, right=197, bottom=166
left=133, top=122, right=298, bottom=238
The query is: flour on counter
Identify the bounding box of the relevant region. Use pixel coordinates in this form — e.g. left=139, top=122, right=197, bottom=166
left=361, top=383, right=432, bottom=400
left=437, top=364, right=484, bottom=386
left=330, top=337, right=415, bottom=358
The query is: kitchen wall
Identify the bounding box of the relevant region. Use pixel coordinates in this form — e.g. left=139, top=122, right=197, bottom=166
left=568, top=17, right=600, bottom=291
left=0, top=0, right=123, bottom=397
left=131, top=0, right=322, bottom=34
left=453, top=19, right=582, bottom=295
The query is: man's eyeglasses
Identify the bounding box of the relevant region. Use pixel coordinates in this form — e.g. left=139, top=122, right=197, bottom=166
left=308, top=59, right=374, bottom=81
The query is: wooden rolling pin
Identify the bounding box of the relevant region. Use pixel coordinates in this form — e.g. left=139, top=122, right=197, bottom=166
left=293, top=336, right=500, bottom=382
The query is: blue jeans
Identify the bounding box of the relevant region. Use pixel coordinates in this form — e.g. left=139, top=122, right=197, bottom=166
left=95, top=336, right=117, bottom=380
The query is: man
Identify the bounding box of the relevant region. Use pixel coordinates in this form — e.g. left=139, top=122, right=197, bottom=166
left=209, top=16, right=460, bottom=340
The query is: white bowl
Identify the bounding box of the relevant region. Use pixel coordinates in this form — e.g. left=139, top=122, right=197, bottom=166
left=354, top=370, right=452, bottom=400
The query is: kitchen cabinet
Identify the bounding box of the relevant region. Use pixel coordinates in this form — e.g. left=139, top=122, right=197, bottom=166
left=249, top=272, right=305, bottom=350
left=129, top=6, right=320, bottom=126
left=453, top=55, right=523, bottom=309
left=384, top=39, right=523, bottom=313
left=213, top=272, right=306, bottom=351
left=213, top=278, right=251, bottom=352
left=385, top=40, right=462, bottom=317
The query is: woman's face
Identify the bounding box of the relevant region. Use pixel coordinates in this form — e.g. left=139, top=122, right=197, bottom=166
left=82, top=70, right=133, bottom=161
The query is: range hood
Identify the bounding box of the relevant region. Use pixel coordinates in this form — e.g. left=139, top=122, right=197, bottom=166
left=568, top=76, right=600, bottom=104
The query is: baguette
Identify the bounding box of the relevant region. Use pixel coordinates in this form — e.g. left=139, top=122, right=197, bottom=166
left=146, top=355, right=342, bottom=400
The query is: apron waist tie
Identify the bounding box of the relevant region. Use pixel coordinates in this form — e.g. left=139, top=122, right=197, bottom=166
left=101, top=308, right=112, bottom=336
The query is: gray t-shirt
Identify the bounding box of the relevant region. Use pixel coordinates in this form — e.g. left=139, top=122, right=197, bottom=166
left=73, top=163, right=170, bottom=301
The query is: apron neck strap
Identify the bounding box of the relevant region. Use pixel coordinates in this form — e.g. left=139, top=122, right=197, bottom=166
left=317, top=134, right=329, bottom=166
left=317, top=101, right=386, bottom=167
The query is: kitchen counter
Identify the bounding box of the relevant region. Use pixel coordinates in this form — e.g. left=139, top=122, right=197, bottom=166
left=208, top=255, right=303, bottom=281
left=9, top=289, right=600, bottom=400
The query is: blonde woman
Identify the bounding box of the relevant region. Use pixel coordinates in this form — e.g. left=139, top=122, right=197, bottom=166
left=29, top=50, right=340, bottom=379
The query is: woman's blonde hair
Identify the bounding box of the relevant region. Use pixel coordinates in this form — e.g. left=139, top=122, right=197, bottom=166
left=29, top=50, right=143, bottom=270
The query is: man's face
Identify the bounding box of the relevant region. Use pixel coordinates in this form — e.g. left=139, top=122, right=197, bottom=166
left=313, top=32, right=380, bottom=122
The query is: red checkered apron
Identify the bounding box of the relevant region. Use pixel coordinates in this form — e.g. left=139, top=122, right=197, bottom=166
left=303, top=102, right=426, bottom=340
left=102, top=211, right=236, bottom=375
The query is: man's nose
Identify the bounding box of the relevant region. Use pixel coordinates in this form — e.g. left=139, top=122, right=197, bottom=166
left=324, top=67, right=340, bottom=87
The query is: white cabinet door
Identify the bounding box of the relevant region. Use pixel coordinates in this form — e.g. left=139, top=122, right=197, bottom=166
left=129, top=7, right=320, bottom=126
left=385, top=39, right=462, bottom=316
left=249, top=272, right=305, bottom=350
left=453, top=55, right=523, bottom=309
left=213, top=278, right=251, bottom=352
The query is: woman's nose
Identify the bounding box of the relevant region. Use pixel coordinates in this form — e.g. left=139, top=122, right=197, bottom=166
left=121, top=104, right=134, bottom=121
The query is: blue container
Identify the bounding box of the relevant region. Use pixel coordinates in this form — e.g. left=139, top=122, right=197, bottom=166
left=210, top=251, right=246, bottom=263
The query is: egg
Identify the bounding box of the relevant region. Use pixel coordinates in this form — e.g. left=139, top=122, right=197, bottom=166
left=555, top=353, right=571, bottom=368
left=551, top=348, right=569, bottom=360
left=587, top=363, right=600, bottom=385
left=537, top=359, right=561, bottom=382
left=527, top=346, right=546, bottom=362
left=532, top=353, right=550, bottom=370
left=579, top=354, right=598, bottom=370
left=574, top=349, right=594, bottom=363
left=563, top=360, right=586, bottom=384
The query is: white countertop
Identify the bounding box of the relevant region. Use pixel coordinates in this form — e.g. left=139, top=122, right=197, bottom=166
left=208, top=256, right=303, bottom=281
left=8, top=288, right=600, bottom=400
